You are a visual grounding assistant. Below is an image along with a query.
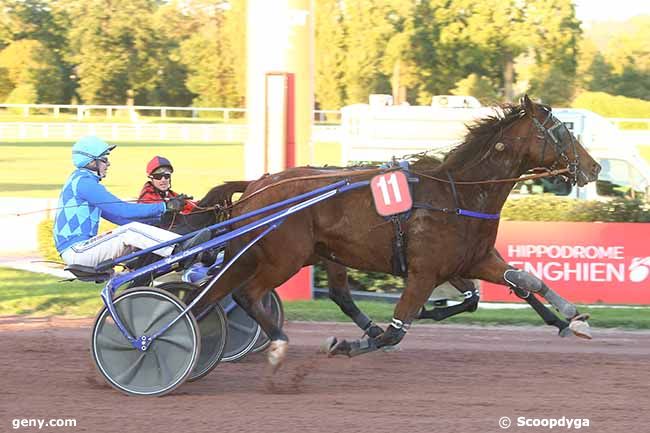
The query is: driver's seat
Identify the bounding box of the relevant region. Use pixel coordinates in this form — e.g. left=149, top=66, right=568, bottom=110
left=64, top=264, right=114, bottom=283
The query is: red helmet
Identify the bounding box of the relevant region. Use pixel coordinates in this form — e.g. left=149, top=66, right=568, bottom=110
left=146, top=156, right=174, bottom=176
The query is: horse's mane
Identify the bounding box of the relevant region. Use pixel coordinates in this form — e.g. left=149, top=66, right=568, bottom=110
left=411, top=103, right=526, bottom=172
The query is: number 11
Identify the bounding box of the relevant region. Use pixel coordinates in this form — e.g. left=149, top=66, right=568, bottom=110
left=376, top=173, right=403, bottom=205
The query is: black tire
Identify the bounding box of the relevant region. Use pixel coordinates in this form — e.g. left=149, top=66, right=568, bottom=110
left=156, top=282, right=228, bottom=381
left=90, top=287, right=200, bottom=397
left=250, top=289, right=285, bottom=353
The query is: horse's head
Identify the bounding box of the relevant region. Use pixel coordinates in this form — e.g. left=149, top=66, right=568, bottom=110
left=513, top=95, right=600, bottom=187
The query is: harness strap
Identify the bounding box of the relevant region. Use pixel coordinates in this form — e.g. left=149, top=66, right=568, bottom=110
left=412, top=202, right=500, bottom=220
left=390, top=215, right=408, bottom=277
left=456, top=209, right=500, bottom=219
left=446, top=171, right=460, bottom=209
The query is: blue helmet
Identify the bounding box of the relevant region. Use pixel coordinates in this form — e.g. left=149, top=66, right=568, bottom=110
left=71, top=136, right=116, bottom=168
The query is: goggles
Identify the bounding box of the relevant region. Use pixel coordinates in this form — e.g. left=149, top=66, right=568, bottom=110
left=150, top=173, right=172, bottom=180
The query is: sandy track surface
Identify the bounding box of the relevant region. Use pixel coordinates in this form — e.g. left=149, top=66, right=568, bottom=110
left=1, top=317, right=649, bottom=433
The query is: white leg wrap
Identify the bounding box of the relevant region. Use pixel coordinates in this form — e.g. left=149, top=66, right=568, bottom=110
left=267, top=340, right=289, bottom=369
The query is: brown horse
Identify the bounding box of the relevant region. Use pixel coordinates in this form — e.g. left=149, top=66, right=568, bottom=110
left=196, top=96, right=600, bottom=369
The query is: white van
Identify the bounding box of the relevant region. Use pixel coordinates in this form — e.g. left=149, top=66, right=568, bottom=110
left=517, top=109, right=650, bottom=200
left=340, top=99, right=650, bottom=201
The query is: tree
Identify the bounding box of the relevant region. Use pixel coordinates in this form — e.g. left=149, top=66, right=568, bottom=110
left=447, top=0, right=527, bottom=102
left=604, top=16, right=650, bottom=101
left=451, top=73, right=499, bottom=104
left=381, top=2, right=419, bottom=104
left=64, top=0, right=166, bottom=104
left=0, top=39, right=64, bottom=103
left=339, top=0, right=395, bottom=104
left=146, top=1, right=197, bottom=106
left=178, top=0, right=246, bottom=107
left=521, top=0, right=581, bottom=105
left=315, top=0, right=346, bottom=110
left=0, top=0, right=72, bottom=103
left=408, top=0, right=526, bottom=104
left=0, top=67, right=11, bottom=101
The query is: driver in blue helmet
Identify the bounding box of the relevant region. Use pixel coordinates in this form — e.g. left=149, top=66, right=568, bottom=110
left=53, top=136, right=209, bottom=269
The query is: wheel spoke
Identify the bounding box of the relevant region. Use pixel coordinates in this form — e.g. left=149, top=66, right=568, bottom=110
left=142, top=302, right=175, bottom=334
left=114, top=352, right=146, bottom=385
left=114, top=301, right=135, bottom=337
left=97, top=333, right=132, bottom=351
left=157, top=334, right=194, bottom=352
left=229, top=320, right=258, bottom=335
left=153, top=348, right=173, bottom=385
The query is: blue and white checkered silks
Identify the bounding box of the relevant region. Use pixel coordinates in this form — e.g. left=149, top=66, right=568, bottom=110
left=53, top=169, right=166, bottom=253
left=54, top=170, right=102, bottom=252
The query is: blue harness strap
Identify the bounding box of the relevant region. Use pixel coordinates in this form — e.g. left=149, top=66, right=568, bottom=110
left=456, top=209, right=500, bottom=219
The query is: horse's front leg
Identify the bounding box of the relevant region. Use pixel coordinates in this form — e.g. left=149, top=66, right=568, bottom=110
left=467, top=250, right=591, bottom=339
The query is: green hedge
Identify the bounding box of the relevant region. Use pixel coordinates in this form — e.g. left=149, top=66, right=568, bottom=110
left=37, top=219, right=60, bottom=262
left=501, top=196, right=650, bottom=222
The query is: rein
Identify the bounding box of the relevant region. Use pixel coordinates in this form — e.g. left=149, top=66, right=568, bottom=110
left=215, top=167, right=398, bottom=212
left=411, top=167, right=570, bottom=185
left=194, top=165, right=571, bottom=219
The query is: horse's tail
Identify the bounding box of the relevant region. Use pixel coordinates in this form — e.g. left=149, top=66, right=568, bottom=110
left=198, top=180, right=251, bottom=207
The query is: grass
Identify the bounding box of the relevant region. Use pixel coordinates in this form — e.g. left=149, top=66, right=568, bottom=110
left=2, top=267, right=649, bottom=330
left=288, top=300, right=650, bottom=329
left=0, top=139, right=342, bottom=198
left=0, top=267, right=101, bottom=317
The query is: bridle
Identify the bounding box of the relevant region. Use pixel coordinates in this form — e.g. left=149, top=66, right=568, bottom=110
left=530, top=107, right=580, bottom=185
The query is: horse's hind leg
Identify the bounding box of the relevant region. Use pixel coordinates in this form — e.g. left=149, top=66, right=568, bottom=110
left=468, top=250, right=590, bottom=339
left=232, top=284, right=289, bottom=370
left=327, top=272, right=439, bottom=357
left=324, top=260, right=384, bottom=338
left=418, top=277, right=480, bottom=321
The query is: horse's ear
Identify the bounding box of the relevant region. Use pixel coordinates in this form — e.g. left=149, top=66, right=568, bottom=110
left=521, top=94, right=536, bottom=116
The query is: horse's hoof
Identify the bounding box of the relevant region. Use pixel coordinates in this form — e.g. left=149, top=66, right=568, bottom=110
left=267, top=340, right=289, bottom=371
left=321, top=336, right=337, bottom=354
left=328, top=338, right=352, bottom=357
left=381, top=344, right=401, bottom=353
left=569, top=318, right=592, bottom=340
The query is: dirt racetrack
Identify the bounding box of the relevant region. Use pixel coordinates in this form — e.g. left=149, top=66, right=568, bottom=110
left=1, top=317, right=649, bottom=433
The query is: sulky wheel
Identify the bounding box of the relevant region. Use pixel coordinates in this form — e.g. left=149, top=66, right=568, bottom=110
left=156, top=282, right=228, bottom=382
left=250, top=289, right=285, bottom=354
left=219, top=293, right=261, bottom=362
left=90, top=287, right=200, bottom=397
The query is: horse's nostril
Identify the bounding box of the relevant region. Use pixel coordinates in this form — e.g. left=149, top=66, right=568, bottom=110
left=593, top=164, right=602, bottom=175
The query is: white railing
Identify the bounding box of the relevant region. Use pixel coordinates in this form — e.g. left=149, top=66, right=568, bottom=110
left=1, top=103, right=646, bottom=127
left=0, top=103, right=247, bottom=121
left=0, top=122, right=248, bottom=142
left=0, top=122, right=339, bottom=143
left=0, top=103, right=341, bottom=123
